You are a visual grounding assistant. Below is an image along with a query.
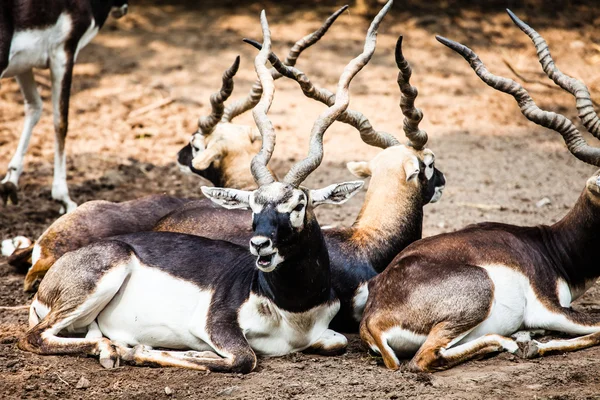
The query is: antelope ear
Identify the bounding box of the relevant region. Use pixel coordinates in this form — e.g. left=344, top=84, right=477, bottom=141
left=201, top=187, right=252, bottom=210
left=403, top=156, right=420, bottom=182
left=192, top=148, right=224, bottom=171
left=248, top=128, right=262, bottom=143
left=347, top=161, right=372, bottom=178
left=310, top=181, right=364, bottom=207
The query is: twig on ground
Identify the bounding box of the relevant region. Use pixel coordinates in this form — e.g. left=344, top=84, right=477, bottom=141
left=127, top=97, right=174, bottom=119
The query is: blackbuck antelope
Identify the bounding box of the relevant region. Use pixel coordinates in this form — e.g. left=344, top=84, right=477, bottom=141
left=6, top=5, right=356, bottom=292
left=155, top=35, right=445, bottom=332
left=177, top=5, right=348, bottom=190
left=19, top=4, right=392, bottom=372
left=9, top=195, right=191, bottom=292
left=361, top=10, right=600, bottom=372
left=0, top=0, right=129, bottom=213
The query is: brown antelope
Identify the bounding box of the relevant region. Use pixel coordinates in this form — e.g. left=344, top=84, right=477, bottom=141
left=1, top=0, right=128, bottom=213
left=155, top=34, right=445, bottom=332
left=19, top=4, right=391, bottom=372
left=361, top=10, right=600, bottom=372
left=10, top=195, right=191, bottom=292
left=177, top=5, right=349, bottom=190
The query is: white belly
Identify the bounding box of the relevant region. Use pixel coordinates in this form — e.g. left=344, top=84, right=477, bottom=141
left=238, top=294, right=340, bottom=356
left=97, top=263, right=214, bottom=351
left=2, top=13, right=97, bottom=78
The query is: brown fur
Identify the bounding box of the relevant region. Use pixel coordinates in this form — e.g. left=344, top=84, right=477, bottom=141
left=362, top=171, right=600, bottom=371
left=21, top=195, right=190, bottom=291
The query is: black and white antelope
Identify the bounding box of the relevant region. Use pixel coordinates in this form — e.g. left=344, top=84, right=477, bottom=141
left=0, top=0, right=128, bottom=213
left=156, top=34, right=445, bottom=332
left=361, top=10, right=600, bottom=372
left=177, top=5, right=348, bottom=190
left=9, top=6, right=347, bottom=291
left=19, top=4, right=391, bottom=372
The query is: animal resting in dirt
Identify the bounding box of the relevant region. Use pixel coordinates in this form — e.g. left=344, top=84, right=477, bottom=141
left=6, top=195, right=190, bottom=291
left=155, top=35, right=446, bottom=332
left=0, top=0, right=129, bottom=213
left=177, top=5, right=349, bottom=190
left=18, top=3, right=391, bottom=373
left=361, top=10, right=600, bottom=372
left=6, top=4, right=345, bottom=291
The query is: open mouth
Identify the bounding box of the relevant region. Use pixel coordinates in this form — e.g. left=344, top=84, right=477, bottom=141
left=257, top=253, right=275, bottom=268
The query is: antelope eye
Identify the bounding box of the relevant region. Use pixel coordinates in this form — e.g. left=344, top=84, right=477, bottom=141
left=293, top=203, right=305, bottom=212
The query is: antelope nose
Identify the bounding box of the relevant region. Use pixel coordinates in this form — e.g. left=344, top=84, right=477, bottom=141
left=250, top=236, right=271, bottom=251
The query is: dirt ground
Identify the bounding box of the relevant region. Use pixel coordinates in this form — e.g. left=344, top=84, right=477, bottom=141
left=2, top=0, right=600, bottom=398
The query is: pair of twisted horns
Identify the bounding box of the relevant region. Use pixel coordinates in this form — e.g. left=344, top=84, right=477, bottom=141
left=197, top=5, right=349, bottom=136
left=437, top=9, right=600, bottom=167
left=251, top=1, right=393, bottom=187
left=244, top=35, right=428, bottom=150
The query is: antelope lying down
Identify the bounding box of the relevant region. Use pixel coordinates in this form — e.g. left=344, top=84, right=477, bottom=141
left=1, top=0, right=128, bottom=213
left=19, top=4, right=392, bottom=372
left=9, top=5, right=348, bottom=291
left=156, top=34, right=445, bottom=332
left=10, top=195, right=191, bottom=291
left=177, top=6, right=349, bottom=190
left=361, top=10, right=600, bottom=372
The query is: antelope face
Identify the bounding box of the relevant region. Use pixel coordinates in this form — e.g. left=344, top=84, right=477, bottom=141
left=586, top=171, right=600, bottom=199
left=177, top=124, right=260, bottom=174
left=202, top=180, right=363, bottom=272
left=111, top=0, right=129, bottom=19
left=347, top=145, right=445, bottom=204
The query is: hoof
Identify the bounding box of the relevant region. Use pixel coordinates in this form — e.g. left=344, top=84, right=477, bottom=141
left=516, top=340, right=540, bottom=359
left=100, top=348, right=121, bottom=369
left=57, top=199, right=78, bottom=215
left=99, top=345, right=120, bottom=369
left=0, top=182, right=18, bottom=206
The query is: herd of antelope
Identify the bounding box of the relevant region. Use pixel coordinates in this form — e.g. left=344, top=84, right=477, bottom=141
left=1, top=0, right=600, bottom=374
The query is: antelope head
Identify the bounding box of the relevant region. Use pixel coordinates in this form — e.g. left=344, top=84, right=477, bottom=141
left=347, top=36, right=445, bottom=204
left=202, top=4, right=390, bottom=271
left=177, top=6, right=349, bottom=190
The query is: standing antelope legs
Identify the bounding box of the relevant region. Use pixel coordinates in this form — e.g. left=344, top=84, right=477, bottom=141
left=49, top=52, right=77, bottom=214
left=1, top=70, right=43, bottom=206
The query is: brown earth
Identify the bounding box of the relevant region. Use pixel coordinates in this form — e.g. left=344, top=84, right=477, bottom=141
left=2, top=1, right=600, bottom=398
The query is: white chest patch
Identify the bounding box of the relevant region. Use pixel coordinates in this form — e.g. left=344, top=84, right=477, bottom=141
left=2, top=13, right=97, bottom=78
left=238, top=294, right=340, bottom=356
left=97, top=263, right=214, bottom=352
left=352, top=282, right=369, bottom=322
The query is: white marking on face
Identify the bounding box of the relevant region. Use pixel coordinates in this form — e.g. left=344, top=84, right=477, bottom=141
left=3, top=13, right=87, bottom=78
left=422, top=151, right=435, bottom=180
left=352, top=282, right=369, bottom=322
left=430, top=185, right=444, bottom=203
left=111, top=4, right=129, bottom=19
left=276, top=192, right=306, bottom=229
left=190, top=133, right=206, bottom=158
left=238, top=293, right=340, bottom=356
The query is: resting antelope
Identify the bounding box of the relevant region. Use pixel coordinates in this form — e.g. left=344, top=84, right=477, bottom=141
left=9, top=195, right=191, bottom=291
left=8, top=5, right=347, bottom=291
left=177, top=5, right=348, bottom=190
left=361, top=10, right=600, bottom=372
left=155, top=34, right=445, bottom=332
left=19, top=4, right=391, bottom=372
left=0, top=0, right=129, bottom=213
